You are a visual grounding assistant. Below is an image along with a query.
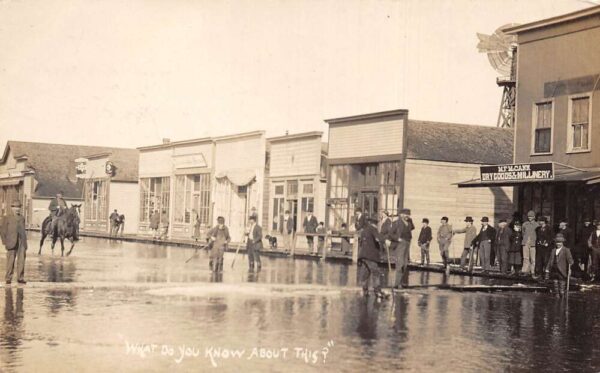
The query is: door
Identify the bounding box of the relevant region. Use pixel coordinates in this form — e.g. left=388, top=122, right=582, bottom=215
left=358, top=192, right=378, bottom=219
left=288, top=199, right=298, bottom=232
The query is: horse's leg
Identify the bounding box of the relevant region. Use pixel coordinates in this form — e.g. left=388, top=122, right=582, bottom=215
left=39, top=231, right=46, bottom=255
left=60, top=237, right=65, bottom=257
left=67, top=238, right=76, bottom=256
left=51, top=234, right=57, bottom=251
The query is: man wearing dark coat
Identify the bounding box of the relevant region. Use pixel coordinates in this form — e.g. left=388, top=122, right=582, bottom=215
left=535, top=217, right=554, bottom=278
left=208, top=216, right=231, bottom=272
left=391, top=208, right=414, bottom=289
left=1, top=200, right=28, bottom=285
left=354, top=208, right=367, bottom=232
left=508, top=221, right=523, bottom=273
left=279, top=210, right=295, bottom=253
left=417, top=218, right=432, bottom=265
left=579, top=218, right=595, bottom=273
left=246, top=215, right=263, bottom=270
left=47, top=191, right=68, bottom=235
left=358, top=217, right=386, bottom=298
left=495, top=220, right=513, bottom=273
left=474, top=217, right=496, bottom=271
left=380, top=210, right=393, bottom=261
left=545, top=233, right=574, bottom=297
left=303, top=210, right=318, bottom=251
left=589, top=221, right=600, bottom=281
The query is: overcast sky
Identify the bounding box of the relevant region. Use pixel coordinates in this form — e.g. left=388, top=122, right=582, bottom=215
left=0, top=0, right=592, bottom=152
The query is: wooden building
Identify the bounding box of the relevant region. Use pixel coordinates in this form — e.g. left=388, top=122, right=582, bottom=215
left=137, top=131, right=266, bottom=240
left=0, top=141, right=134, bottom=227
left=265, top=132, right=327, bottom=241
left=78, top=149, right=139, bottom=234
left=461, top=7, right=600, bottom=235
left=325, top=110, right=514, bottom=261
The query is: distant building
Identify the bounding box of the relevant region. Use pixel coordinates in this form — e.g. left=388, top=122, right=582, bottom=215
left=0, top=141, right=136, bottom=227
left=137, top=132, right=266, bottom=240
left=325, top=110, right=514, bottom=260
left=77, top=149, right=139, bottom=234
left=461, top=6, right=600, bottom=232
left=265, top=132, right=327, bottom=241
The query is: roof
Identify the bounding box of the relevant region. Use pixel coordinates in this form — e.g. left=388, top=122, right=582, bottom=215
left=504, top=5, right=600, bottom=35
left=406, top=120, right=513, bottom=165
left=324, top=109, right=408, bottom=125
left=1, top=141, right=138, bottom=198
left=267, top=131, right=323, bottom=143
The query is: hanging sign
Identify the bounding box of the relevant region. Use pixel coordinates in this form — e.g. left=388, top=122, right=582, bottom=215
left=75, top=158, right=88, bottom=178
left=480, top=162, right=554, bottom=182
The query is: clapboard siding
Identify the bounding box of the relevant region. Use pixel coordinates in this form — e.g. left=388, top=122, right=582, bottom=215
left=269, top=138, right=321, bottom=177
left=328, top=119, right=404, bottom=159
left=215, top=136, right=265, bottom=171
left=403, top=159, right=514, bottom=262
left=139, top=149, right=173, bottom=177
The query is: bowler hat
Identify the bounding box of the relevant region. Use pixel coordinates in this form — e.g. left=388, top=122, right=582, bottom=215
left=538, top=216, right=547, bottom=223
left=10, top=200, right=22, bottom=208
left=499, top=219, right=507, bottom=223
left=464, top=216, right=473, bottom=222
left=422, top=218, right=429, bottom=223
left=400, top=208, right=411, bottom=215
left=554, top=233, right=566, bottom=243
left=481, top=216, right=489, bottom=222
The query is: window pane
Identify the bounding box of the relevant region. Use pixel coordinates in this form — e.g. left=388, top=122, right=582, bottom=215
left=275, top=185, right=284, bottom=195
left=287, top=181, right=298, bottom=196
left=302, top=183, right=313, bottom=194
left=572, top=97, right=589, bottom=124
left=536, top=102, right=552, bottom=129
left=573, top=125, right=582, bottom=149
left=535, top=128, right=551, bottom=153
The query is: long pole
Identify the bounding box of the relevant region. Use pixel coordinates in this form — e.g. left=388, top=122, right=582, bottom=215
left=566, top=266, right=571, bottom=301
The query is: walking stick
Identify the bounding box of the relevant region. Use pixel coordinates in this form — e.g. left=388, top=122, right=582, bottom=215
left=566, top=266, right=571, bottom=301
left=231, top=242, right=243, bottom=268
left=185, top=244, right=206, bottom=263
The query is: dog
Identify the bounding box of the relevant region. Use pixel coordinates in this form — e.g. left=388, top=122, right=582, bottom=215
left=265, top=235, right=278, bottom=249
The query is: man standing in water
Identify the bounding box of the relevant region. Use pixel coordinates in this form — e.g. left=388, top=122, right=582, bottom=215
left=545, top=233, right=574, bottom=298
left=208, top=216, right=230, bottom=272
left=391, top=208, right=414, bottom=289
left=521, top=211, right=538, bottom=275
left=1, top=200, right=28, bottom=285
left=358, top=217, right=387, bottom=299
left=246, top=215, right=263, bottom=271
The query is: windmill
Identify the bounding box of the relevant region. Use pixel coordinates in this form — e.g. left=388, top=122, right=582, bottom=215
left=477, top=24, right=519, bottom=128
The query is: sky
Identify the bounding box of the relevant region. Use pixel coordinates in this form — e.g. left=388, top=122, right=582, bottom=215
left=0, top=0, right=594, bottom=153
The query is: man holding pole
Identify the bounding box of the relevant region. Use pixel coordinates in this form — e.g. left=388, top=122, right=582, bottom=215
left=358, top=217, right=387, bottom=299
left=545, top=233, right=574, bottom=298
left=391, top=208, right=414, bottom=289
left=453, top=216, right=477, bottom=270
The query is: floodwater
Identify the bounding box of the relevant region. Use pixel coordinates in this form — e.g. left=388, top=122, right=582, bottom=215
left=1, top=234, right=600, bottom=372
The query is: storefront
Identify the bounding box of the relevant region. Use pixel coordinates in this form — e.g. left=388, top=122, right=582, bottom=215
left=326, top=110, right=515, bottom=262
left=78, top=149, right=139, bottom=234
left=266, top=132, right=327, bottom=239
left=138, top=131, right=266, bottom=241
left=459, top=9, right=600, bottom=238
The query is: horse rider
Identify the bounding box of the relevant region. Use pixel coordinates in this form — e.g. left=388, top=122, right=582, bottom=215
left=48, top=191, right=68, bottom=235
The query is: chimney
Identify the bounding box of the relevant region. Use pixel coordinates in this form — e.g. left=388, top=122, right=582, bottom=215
left=162, top=138, right=170, bottom=144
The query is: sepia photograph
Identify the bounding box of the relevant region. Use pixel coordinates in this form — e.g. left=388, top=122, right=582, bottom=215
left=1, top=0, right=600, bottom=371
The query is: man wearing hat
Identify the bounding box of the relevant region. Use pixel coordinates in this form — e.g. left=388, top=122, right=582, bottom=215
left=380, top=210, right=394, bottom=261
left=390, top=208, right=414, bottom=288
left=521, top=210, right=539, bottom=275
left=578, top=217, right=595, bottom=274
left=358, top=216, right=387, bottom=299
left=303, top=210, right=318, bottom=251
left=47, top=191, right=68, bottom=236
left=535, top=217, right=554, bottom=278
left=245, top=215, right=263, bottom=271
left=588, top=220, right=600, bottom=281
left=437, top=217, right=453, bottom=269
left=495, top=219, right=513, bottom=273
left=474, top=217, right=496, bottom=271
left=545, top=233, right=574, bottom=297
left=0, top=200, right=28, bottom=284
left=453, top=216, right=477, bottom=270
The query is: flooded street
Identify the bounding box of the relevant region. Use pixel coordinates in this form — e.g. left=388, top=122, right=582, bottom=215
left=1, top=234, right=600, bottom=372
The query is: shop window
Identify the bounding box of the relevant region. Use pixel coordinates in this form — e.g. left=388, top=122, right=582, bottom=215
left=174, top=174, right=211, bottom=225
left=287, top=180, right=298, bottom=196
left=274, top=184, right=284, bottom=195
left=569, top=95, right=590, bottom=151
left=272, top=197, right=285, bottom=231
left=302, top=183, right=313, bottom=194
left=329, top=165, right=349, bottom=199
left=534, top=102, right=552, bottom=154
left=139, top=176, right=170, bottom=223
left=85, top=179, right=107, bottom=222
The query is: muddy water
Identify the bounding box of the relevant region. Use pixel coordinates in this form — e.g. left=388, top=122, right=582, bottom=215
left=1, top=234, right=599, bottom=372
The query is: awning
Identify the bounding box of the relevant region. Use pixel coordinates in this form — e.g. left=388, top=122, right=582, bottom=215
left=457, top=162, right=600, bottom=188
left=0, top=178, right=23, bottom=187
left=215, top=169, right=256, bottom=186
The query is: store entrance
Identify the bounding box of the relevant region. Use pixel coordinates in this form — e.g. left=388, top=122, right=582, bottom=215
left=358, top=191, right=378, bottom=219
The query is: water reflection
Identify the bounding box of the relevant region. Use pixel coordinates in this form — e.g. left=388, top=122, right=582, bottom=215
left=1, top=288, right=24, bottom=369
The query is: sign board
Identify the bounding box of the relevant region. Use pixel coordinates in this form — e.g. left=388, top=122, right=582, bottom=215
left=75, top=158, right=87, bottom=178
left=480, top=162, right=554, bottom=182
left=105, top=161, right=115, bottom=176
left=173, top=153, right=207, bottom=169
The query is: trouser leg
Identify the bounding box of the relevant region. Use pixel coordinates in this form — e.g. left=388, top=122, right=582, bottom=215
left=247, top=246, right=254, bottom=268
left=16, top=244, right=26, bottom=282
left=522, top=245, right=530, bottom=273
left=358, top=260, right=370, bottom=291
left=500, top=248, right=509, bottom=273
left=254, top=249, right=261, bottom=268
left=5, top=250, right=16, bottom=282
left=365, top=260, right=381, bottom=291
left=460, top=248, right=470, bottom=268
left=307, top=236, right=314, bottom=251
left=420, top=244, right=426, bottom=265
left=535, top=247, right=545, bottom=276
left=395, top=241, right=409, bottom=287
left=480, top=241, right=491, bottom=270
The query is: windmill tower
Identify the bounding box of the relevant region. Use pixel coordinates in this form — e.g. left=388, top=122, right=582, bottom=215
left=477, top=24, right=519, bottom=128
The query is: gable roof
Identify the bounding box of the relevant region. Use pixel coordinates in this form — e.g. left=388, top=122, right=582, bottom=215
left=406, top=120, right=513, bottom=165
left=2, top=141, right=138, bottom=198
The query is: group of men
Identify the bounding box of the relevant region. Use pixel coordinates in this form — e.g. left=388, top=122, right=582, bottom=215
left=277, top=209, right=326, bottom=253
left=109, top=209, right=125, bottom=237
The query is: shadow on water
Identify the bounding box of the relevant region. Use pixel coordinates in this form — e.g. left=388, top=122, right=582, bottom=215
left=1, top=288, right=24, bottom=369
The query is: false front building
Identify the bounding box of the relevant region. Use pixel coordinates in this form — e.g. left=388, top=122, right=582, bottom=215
left=137, top=132, right=266, bottom=241
left=325, top=110, right=514, bottom=261
left=460, top=7, right=600, bottom=233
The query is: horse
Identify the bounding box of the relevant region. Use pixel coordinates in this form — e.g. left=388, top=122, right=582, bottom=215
left=39, top=204, right=81, bottom=257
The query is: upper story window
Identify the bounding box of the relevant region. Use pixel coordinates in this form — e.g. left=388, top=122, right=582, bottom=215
left=533, top=102, right=553, bottom=154
left=568, top=95, right=591, bottom=152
